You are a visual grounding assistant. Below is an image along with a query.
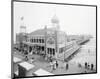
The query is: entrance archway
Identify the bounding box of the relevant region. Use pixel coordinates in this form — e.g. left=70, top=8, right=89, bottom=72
left=47, top=48, right=55, bottom=56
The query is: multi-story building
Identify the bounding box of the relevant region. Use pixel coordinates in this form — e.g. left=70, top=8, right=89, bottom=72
left=15, top=15, right=80, bottom=61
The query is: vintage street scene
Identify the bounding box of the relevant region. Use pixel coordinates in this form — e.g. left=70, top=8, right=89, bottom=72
left=13, top=1, right=96, bottom=78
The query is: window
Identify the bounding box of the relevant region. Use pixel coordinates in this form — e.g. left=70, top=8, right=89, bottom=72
left=34, top=39, right=35, bottom=42
left=37, top=39, right=38, bottom=43
left=32, top=39, right=33, bottom=43
left=42, top=39, right=44, bottom=43
left=29, top=39, right=31, bottom=42
left=39, top=39, right=41, bottom=43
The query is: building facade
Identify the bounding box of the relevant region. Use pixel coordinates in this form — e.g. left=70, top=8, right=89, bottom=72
left=15, top=15, right=79, bottom=61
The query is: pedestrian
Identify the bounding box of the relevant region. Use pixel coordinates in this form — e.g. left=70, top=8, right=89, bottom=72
left=87, top=64, right=90, bottom=70
left=56, top=61, right=58, bottom=68
left=91, top=64, right=94, bottom=70
left=49, top=57, right=52, bottom=62
left=78, top=63, right=82, bottom=68
left=50, top=62, right=55, bottom=72
left=85, top=62, right=87, bottom=69
left=66, top=63, right=68, bottom=70
left=25, top=56, right=28, bottom=61
left=53, top=60, right=56, bottom=70
left=31, top=57, right=34, bottom=63
left=84, top=70, right=87, bottom=73
left=50, top=61, right=53, bottom=67
left=53, top=64, right=56, bottom=70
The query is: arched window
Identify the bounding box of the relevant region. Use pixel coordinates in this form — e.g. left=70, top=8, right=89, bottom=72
left=42, top=39, right=44, bottom=43
left=34, top=39, right=35, bottom=42
left=39, top=39, right=41, bottom=43
left=53, top=49, right=55, bottom=55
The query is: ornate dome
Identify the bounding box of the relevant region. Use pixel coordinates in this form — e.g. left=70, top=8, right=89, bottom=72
left=51, top=15, right=59, bottom=24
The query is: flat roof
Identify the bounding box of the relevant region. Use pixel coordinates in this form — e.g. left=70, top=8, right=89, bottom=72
left=19, top=62, right=35, bottom=71
left=34, top=68, right=54, bottom=76
left=13, top=57, right=22, bottom=63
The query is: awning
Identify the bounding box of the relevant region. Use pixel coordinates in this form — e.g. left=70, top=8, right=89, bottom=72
left=23, top=41, right=45, bottom=46
left=34, top=68, right=54, bottom=76
left=13, top=57, right=22, bottom=63
left=19, top=62, right=35, bottom=71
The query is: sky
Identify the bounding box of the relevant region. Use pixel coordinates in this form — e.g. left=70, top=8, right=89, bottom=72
left=13, top=1, right=96, bottom=42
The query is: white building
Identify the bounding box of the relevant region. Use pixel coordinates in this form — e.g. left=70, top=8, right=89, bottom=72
left=16, top=15, right=79, bottom=61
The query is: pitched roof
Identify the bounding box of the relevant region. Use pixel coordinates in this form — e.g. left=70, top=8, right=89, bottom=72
left=29, top=27, right=57, bottom=36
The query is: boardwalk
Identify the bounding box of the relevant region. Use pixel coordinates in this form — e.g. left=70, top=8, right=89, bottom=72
left=13, top=50, right=95, bottom=77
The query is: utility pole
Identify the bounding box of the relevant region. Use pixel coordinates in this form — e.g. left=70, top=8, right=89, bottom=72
left=55, top=29, right=58, bottom=59
left=64, top=34, right=67, bottom=61
left=20, top=16, right=27, bottom=52
left=44, top=25, right=47, bottom=60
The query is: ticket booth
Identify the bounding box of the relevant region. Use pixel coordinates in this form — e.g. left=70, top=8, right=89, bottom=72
left=13, top=57, right=22, bottom=77
left=18, top=62, right=35, bottom=77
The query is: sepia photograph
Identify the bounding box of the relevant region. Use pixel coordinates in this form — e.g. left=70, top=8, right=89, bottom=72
left=12, top=0, right=97, bottom=78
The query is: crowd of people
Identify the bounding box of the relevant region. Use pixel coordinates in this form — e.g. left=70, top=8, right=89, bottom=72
left=84, top=62, right=94, bottom=70
left=14, top=45, right=95, bottom=73
left=48, top=58, right=69, bottom=72
left=78, top=62, right=95, bottom=73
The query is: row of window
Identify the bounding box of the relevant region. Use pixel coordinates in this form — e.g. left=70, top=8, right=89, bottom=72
left=47, top=48, right=55, bottom=55
left=28, top=38, right=45, bottom=43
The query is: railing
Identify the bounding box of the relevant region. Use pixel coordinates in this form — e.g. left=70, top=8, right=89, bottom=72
left=57, top=44, right=80, bottom=61
left=76, top=37, right=90, bottom=45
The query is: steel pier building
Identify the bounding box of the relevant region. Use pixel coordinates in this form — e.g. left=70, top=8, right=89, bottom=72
left=15, top=15, right=80, bottom=61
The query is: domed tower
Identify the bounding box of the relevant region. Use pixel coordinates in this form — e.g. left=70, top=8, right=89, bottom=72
left=20, top=16, right=26, bottom=34
left=51, top=15, right=60, bottom=30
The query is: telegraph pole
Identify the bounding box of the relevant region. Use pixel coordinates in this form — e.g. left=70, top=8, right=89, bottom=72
left=55, top=30, right=57, bottom=52
left=44, top=25, right=47, bottom=60
left=64, top=34, right=67, bottom=61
